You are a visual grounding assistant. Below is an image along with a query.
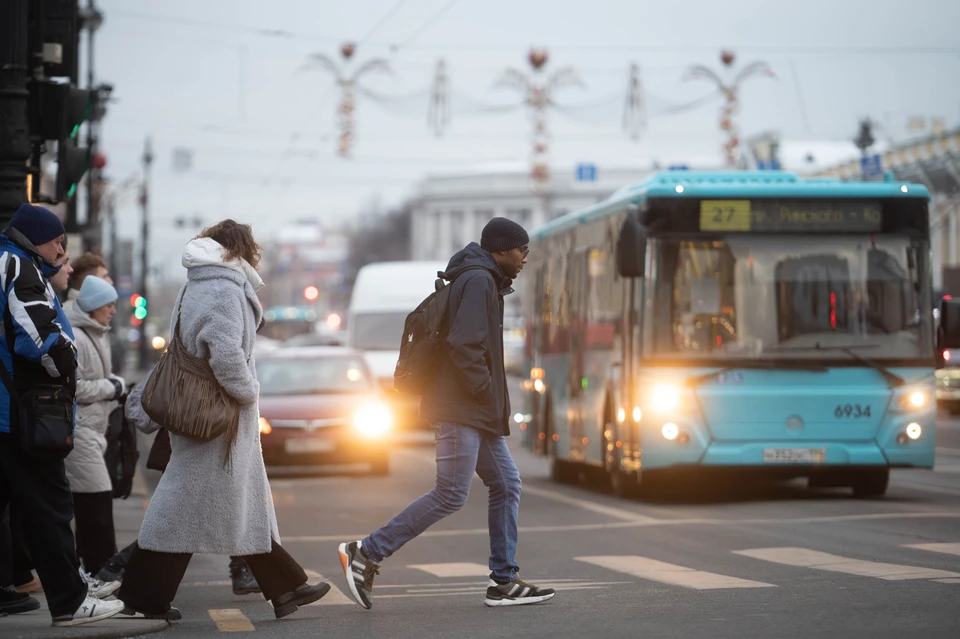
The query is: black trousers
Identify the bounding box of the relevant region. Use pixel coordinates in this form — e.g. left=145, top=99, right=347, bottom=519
left=72, top=491, right=116, bottom=576
left=118, top=540, right=307, bottom=614
left=0, top=502, right=35, bottom=586
left=0, top=434, right=86, bottom=617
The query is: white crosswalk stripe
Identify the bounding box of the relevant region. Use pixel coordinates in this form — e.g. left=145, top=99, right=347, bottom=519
left=576, top=555, right=776, bottom=590
left=408, top=562, right=490, bottom=577
left=303, top=569, right=354, bottom=605
left=733, top=547, right=960, bottom=580
left=904, top=542, right=960, bottom=557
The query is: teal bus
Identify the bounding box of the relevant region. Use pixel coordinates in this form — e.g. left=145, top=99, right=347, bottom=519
left=521, top=170, right=960, bottom=498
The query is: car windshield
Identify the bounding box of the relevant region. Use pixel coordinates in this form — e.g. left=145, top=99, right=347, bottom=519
left=258, top=356, right=372, bottom=395
left=649, top=234, right=933, bottom=361
left=351, top=312, right=408, bottom=350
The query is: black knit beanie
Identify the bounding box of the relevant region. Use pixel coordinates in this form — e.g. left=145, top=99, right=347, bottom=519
left=8, top=203, right=65, bottom=247
left=480, top=217, right=529, bottom=253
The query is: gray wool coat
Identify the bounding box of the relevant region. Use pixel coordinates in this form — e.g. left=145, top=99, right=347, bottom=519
left=132, top=264, right=279, bottom=555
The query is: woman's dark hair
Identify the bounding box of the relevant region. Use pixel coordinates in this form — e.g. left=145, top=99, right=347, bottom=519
left=197, top=219, right=262, bottom=269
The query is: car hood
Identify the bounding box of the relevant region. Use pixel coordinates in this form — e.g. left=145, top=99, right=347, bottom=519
left=258, top=392, right=375, bottom=420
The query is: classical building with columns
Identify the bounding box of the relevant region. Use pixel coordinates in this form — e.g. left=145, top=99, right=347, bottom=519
left=408, top=165, right=656, bottom=263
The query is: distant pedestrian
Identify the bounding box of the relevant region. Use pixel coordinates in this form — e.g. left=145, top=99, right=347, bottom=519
left=63, top=252, right=124, bottom=377
left=117, top=220, right=330, bottom=621
left=64, top=277, right=125, bottom=580
left=338, top=217, right=555, bottom=608
left=0, top=203, right=125, bottom=626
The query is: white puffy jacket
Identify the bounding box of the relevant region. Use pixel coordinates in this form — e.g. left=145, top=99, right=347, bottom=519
left=64, top=303, right=124, bottom=493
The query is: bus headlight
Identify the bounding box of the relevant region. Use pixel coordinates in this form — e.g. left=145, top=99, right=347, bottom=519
left=353, top=402, right=393, bottom=437
left=906, top=422, right=922, bottom=440
left=651, top=384, right=682, bottom=413
left=897, top=389, right=929, bottom=411
left=661, top=422, right=679, bottom=441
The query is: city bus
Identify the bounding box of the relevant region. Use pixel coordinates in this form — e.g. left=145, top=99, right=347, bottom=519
left=521, top=170, right=960, bottom=498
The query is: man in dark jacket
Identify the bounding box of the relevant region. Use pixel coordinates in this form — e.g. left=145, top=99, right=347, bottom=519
left=339, top=217, right=555, bottom=609
left=0, top=204, right=125, bottom=626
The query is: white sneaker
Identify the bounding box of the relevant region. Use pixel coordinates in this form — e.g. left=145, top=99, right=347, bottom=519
left=52, top=594, right=125, bottom=627
left=79, top=569, right=121, bottom=599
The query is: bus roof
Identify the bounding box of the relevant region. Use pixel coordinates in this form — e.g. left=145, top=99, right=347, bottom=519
left=532, top=170, right=931, bottom=241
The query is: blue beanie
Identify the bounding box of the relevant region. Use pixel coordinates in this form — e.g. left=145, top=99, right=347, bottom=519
left=77, top=276, right=118, bottom=312
left=9, top=203, right=66, bottom=247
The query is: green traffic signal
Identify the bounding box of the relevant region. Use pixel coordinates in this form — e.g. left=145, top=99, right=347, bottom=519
left=134, top=307, right=147, bottom=320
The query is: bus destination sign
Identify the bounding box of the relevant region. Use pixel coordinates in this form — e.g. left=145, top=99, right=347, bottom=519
left=699, top=200, right=883, bottom=233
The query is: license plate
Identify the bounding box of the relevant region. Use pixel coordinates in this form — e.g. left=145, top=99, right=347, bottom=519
left=284, top=438, right=334, bottom=454
left=763, top=448, right=826, bottom=463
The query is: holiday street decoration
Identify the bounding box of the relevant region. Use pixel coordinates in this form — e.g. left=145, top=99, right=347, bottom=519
left=683, top=50, right=775, bottom=167
left=302, top=42, right=392, bottom=158
left=493, top=48, right=584, bottom=188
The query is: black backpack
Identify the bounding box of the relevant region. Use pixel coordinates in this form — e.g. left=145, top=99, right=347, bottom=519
left=394, top=266, right=486, bottom=396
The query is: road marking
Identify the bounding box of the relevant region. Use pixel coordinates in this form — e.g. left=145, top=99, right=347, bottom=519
left=377, top=583, right=620, bottom=599
left=377, top=578, right=594, bottom=588
left=281, top=512, right=960, bottom=543
left=303, top=569, right=354, bottom=605
left=933, top=578, right=960, bottom=583
left=734, top=547, right=960, bottom=580
left=408, top=562, right=490, bottom=577
left=576, top=555, right=775, bottom=590
left=936, top=447, right=960, bottom=456
left=905, top=542, right=960, bottom=557
left=893, top=480, right=960, bottom=496
left=520, top=485, right=660, bottom=523
left=208, top=609, right=254, bottom=632
left=932, top=464, right=960, bottom=474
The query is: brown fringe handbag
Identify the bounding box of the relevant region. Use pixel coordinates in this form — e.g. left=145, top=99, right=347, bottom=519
left=141, top=302, right=241, bottom=465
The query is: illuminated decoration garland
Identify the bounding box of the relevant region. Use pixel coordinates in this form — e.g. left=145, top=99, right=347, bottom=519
left=301, top=42, right=392, bottom=158
left=493, top=48, right=584, bottom=189
left=683, top=50, right=776, bottom=167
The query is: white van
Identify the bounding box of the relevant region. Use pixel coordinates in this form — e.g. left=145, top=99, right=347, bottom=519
left=347, top=261, right=448, bottom=430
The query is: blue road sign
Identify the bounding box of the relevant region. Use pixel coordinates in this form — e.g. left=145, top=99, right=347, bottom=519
left=668, top=164, right=689, bottom=171
left=860, top=154, right=883, bottom=177
left=576, top=163, right=597, bottom=181
left=758, top=159, right=781, bottom=170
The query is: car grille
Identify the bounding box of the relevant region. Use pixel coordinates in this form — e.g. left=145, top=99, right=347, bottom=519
left=269, top=418, right=347, bottom=430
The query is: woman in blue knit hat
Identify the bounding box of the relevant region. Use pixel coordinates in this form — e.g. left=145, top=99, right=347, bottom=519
left=63, top=276, right=126, bottom=589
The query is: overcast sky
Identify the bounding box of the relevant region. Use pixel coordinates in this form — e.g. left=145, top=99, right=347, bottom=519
left=91, top=0, right=960, bottom=268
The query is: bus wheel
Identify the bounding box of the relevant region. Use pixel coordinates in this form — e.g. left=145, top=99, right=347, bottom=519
left=851, top=469, right=889, bottom=498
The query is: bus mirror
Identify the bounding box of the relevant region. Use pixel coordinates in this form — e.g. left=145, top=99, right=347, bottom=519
left=616, top=215, right=647, bottom=278
left=939, top=299, right=960, bottom=349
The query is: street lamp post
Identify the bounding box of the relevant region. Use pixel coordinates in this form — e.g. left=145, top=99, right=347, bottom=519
left=138, top=136, right=152, bottom=370
left=684, top=50, right=776, bottom=168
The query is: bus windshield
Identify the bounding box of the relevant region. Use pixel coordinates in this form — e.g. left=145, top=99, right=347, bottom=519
left=650, top=234, right=932, bottom=361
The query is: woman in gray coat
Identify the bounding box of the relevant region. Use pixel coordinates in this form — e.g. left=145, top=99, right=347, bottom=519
left=116, top=220, right=329, bottom=620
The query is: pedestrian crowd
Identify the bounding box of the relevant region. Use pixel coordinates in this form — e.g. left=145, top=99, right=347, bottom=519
left=0, top=202, right=550, bottom=628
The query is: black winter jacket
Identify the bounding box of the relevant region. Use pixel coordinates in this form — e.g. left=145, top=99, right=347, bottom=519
left=419, top=243, right=513, bottom=437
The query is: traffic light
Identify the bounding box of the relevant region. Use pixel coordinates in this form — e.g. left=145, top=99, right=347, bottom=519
left=130, top=293, right=147, bottom=323
left=33, top=80, right=100, bottom=201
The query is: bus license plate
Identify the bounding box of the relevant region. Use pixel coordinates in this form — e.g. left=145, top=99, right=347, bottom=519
left=285, top=438, right=334, bottom=454
left=763, top=448, right=826, bottom=463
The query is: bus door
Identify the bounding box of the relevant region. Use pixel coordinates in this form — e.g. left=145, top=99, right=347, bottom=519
left=567, top=249, right=590, bottom=461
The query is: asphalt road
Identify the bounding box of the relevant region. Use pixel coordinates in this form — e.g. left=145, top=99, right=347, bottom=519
left=133, top=388, right=960, bottom=639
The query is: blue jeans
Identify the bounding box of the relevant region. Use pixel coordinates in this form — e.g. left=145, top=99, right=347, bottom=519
left=362, top=422, right=522, bottom=582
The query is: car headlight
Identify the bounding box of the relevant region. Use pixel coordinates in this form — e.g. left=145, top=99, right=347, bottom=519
left=353, top=402, right=393, bottom=437
left=897, top=389, right=930, bottom=411
left=258, top=417, right=272, bottom=435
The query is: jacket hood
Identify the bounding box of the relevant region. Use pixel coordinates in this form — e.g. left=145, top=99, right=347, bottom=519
left=442, top=242, right=511, bottom=290
left=182, top=237, right=264, bottom=291
left=66, top=301, right=111, bottom=335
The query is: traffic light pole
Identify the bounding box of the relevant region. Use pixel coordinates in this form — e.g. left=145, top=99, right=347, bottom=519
left=138, top=136, right=152, bottom=371
left=0, top=0, right=30, bottom=227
